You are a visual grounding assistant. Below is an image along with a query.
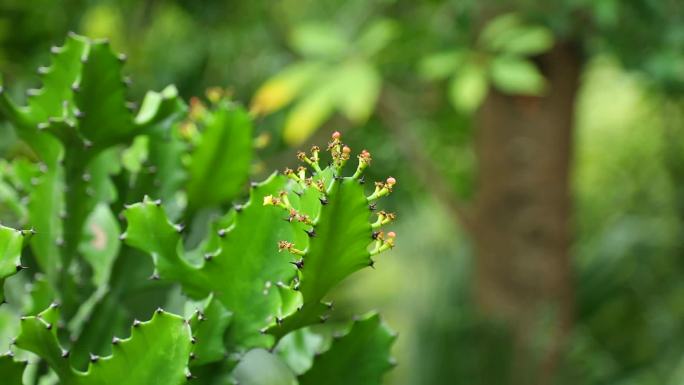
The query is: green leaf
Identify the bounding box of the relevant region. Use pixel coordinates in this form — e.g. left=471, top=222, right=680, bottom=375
left=479, top=13, right=553, bottom=56
left=490, top=56, right=546, bottom=95
left=479, top=13, right=524, bottom=51
left=79, top=203, right=120, bottom=287
left=298, top=313, right=396, bottom=385
left=336, top=61, right=381, bottom=124
left=125, top=174, right=297, bottom=350
left=289, top=23, right=349, bottom=59
left=122, top=129, right=187, bottom=208
left=449, top=64, right=488, bottom=112
left=0, top=353, right=27, bottom=384
left=134, top=85, right=187, bottom=132
left=276, top=327, right=329, bottom=375
left=25, top=156, right=63, bottom=282
left=497, top=26, right=554, bottom=56
left=0, top=33, right=87, bottom=161
left=269, top=176, right=373, bottom=338
left=186, top=102, right=252, bottom=210
left=24, top=273, right=53, bottom=316
left=187, top=294, right=233, bottom=366
left=15, top=305, right=193, bottom=385
left=232, top=349, right=298, bottom=385
left=122, top=196, right=205, bottom=295
left=74, top=40, right=134, bottom=146
left=357, top=19, right=398, bottom=57
left=0, top=225, right=24, bottom=304
left=419, top=51, right=465, bottom=80
left=264, top=144, right=396, bottom=340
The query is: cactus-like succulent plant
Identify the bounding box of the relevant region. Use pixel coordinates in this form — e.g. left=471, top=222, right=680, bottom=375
left=0, top=33, right=397, bottom=385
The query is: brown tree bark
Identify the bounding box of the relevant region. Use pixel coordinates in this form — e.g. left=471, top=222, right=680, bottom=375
left=472, top=44, right=582, bottom=385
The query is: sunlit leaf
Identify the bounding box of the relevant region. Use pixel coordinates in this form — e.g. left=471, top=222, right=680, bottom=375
left=283, top=85, right=336, bottom=146
left=479, top=13, right=524, bottom=49
left=357, top=19, right=399, bottom=57
left=490, top=56, right=546, bottom=95
left=419, top=51, right=465, bottom=80
left=479, top=13, right=553, bottom=56
left=449, top=64, right=488, bottom=112
left=500, top=26, right=554, bottom=55
left=289, top=23, right=349, bottom=59
left=252, top=62, right=323, bottom=115
left=336, top=61, right=381, bottom=123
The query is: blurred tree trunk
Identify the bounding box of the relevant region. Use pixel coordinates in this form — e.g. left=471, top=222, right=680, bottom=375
left=472, top=43, right=581, bottom=385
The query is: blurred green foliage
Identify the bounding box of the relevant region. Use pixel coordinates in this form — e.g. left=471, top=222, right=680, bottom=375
left=1, top=0, right=684, bottom=384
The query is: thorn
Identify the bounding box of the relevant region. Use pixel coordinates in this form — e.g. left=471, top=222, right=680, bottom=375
left=175, top=224, right=185, bottom=233
left=156, top=308, right=164, bottom=314
left=319, top=197, right=328, bottom=205
left=324, top=301, right=334, bottom=309
left=61, top=350, right=70, bottom=358
left=117, top=53, right=127, bottom=62
left=290, top=259, right=304, bottom=269
left=50, top=46, right=61, bottom=54
left=50, top=301, right=60, bottom=308
left=118, top=233, right=126, bottom=241
left=319, top=315, right=329, bottom=323
left=74, top=109, right=84, bottom=118
left=133, top=319, right=141, bottom=327
left=305, top=228, right=316, bottom=238
left=250, top=181, right=259, bottom=188
left=186, top=372, right=195, bottom=380
left=358, top=176, right=365, bottom=184
left=89, top=353, right=99, bottom=363
left=190, top=337, right=197, bottom=344
left=15, top=264, right=27, bottom=272
left=71, top=83, right=80, bottom=92
left=37, top=66, right=49, bottom=75
left=45, top=323, right=53, bottom=330
left=112, top=337, right=120, bottom=345
left=125, top=102, right=137, bottom=111
left=149, top=273, right=160, bottom=280
left=189, top=352, right=196, bottom=360
left=234, top=204, right=243, bottom=213
left=204, top=253, right=213, bottom=261
left=372, top=231, right=381, bottom=240
left=218, top=229, right=227, bottom=238
left=369, top=203, right=377, bottom=211
left=154, top=199, right=162, bottom=207
left=369, top=259, right=376, bottom=269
